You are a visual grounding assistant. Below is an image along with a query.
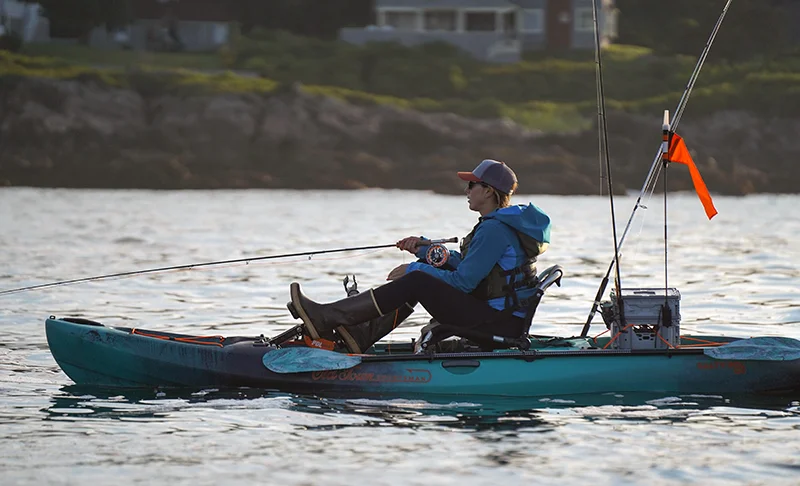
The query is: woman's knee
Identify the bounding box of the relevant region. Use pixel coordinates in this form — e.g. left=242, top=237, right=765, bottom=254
left=402, top=269, right=437, bottom=285
left=387, top=270, right=439, bottom=301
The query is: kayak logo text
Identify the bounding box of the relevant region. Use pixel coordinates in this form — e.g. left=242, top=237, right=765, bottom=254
left=311, top=368, right=432, bottom=383
left=696, top=360, right=747, bottom=375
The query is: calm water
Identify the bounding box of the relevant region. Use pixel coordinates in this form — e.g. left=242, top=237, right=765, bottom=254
left=1, top=188, right=799, bottom=485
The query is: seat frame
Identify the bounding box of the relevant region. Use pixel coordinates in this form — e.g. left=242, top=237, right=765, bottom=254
left=420, top=265, right=564, bottom=352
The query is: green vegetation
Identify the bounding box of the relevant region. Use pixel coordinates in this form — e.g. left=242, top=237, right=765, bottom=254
left=21, top=43, right=225, bottom=70
left=221, top=31, right=800, bottom=123
left=5, top=28, right=800, bottom=132
left=616, top=0, right=788, bottom=61
left=0, top=50, right=277, bottom=96
left=0, top=49, right=121, bottom=84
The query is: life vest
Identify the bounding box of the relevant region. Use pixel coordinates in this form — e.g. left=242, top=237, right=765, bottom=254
left=460, top=216, right=546, bottom=307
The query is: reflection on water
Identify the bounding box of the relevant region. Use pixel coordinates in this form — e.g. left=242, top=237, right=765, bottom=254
left=2, top=189, right=800, bottom=484
left=41, top=385, right=800, bottom=429
left=20, top=385, right=799, bottom=484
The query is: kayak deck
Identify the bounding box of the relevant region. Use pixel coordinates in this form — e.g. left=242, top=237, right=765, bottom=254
left=50, top=316, right=740, bottom=358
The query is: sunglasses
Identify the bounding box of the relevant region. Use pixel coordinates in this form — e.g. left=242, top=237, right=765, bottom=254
left=467, top=181, right=489, bottom=190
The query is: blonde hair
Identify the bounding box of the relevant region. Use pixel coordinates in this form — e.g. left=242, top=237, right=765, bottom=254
left=493, top=181, right=517, bottom=208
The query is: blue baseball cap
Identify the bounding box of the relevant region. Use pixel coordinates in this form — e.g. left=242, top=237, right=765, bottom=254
left=457, top=159, right=517, bottom=194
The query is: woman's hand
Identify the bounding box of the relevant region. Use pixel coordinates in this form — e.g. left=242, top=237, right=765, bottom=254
left=396, top=236, right=425, bottom=254
left=387, top=264, right=409, bottom=281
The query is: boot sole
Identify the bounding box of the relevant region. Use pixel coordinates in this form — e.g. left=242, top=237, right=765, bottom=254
left=336, top=326, right=361, bottom=354
left=289, top=283, right=322, bottom=341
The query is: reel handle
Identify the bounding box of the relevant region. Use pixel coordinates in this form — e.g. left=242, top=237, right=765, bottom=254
left=420, top=237, right=458, bottom=245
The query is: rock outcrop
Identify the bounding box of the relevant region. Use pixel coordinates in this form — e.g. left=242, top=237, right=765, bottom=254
left=1, top=78, right=798, bottom=195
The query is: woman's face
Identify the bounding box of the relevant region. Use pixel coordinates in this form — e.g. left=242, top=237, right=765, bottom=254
left=465, top=181, right=496, bottom=213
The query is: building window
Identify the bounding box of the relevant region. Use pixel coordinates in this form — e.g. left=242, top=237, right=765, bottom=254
left=424, top=10, right=457, bottom=31
left=465, top=12, right=496, bottom=32
left=521, top=8, right=543, bottom=33
left=502, top=11, right=517, bottom=35
left=384, top=11, right=418, bottom=30
left=575, top=7, right=594, bottom=32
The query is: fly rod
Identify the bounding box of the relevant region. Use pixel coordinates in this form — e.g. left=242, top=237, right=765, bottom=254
left=0, top=237, right=458, bottom=296
left=580, top=0, right=734, bottom=336
left=590, top=0, right=624, bottom=323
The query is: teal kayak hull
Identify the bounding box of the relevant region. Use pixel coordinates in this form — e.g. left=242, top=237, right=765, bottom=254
left=45, top=317, right=800, bottom=397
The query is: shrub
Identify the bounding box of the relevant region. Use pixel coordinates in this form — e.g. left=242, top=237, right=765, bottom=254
left=0, top=31, right=23, bottom=52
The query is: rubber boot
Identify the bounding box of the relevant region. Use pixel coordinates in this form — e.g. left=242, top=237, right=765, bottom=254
left=339, top=302, right=416, bottom=353
left=288, top=282, right=384, bottom=342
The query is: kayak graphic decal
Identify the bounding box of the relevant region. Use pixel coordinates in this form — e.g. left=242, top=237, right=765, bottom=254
left=311, top=368, right=432, bottom=384
left=696, top=361, right=747, bottom=375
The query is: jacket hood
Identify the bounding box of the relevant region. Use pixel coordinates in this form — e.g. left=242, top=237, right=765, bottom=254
left=486, top=203, right=551, bottom=244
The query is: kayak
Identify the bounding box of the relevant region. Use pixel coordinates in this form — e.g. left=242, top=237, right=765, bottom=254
left=45, top=316, right=800, bottom=397
left=34, top=3, right=793, bottom=403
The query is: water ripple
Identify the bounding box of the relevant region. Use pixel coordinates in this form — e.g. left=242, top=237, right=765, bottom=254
left=1, top=189, right=799, bottom=484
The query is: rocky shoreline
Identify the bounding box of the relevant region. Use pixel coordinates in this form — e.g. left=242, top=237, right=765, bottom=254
left=1, top=78, right=798, bottom=195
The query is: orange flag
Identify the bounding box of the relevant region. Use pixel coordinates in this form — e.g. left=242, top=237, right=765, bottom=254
left=667, top=133, right=718, bottom=220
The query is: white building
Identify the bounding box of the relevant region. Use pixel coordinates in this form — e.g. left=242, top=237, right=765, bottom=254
left=0, top=0, right=48, bottom=42
left=341, top=0, right=617, bottom=63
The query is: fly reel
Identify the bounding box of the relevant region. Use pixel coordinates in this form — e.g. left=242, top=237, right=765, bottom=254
left=425, top=244, right=450, bottom=268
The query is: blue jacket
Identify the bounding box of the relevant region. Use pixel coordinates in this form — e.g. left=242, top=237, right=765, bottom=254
left=406, top=203, right=551, bottom=315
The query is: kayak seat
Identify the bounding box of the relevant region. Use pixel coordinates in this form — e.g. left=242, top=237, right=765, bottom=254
left=419, top=265, right=564, bottom=353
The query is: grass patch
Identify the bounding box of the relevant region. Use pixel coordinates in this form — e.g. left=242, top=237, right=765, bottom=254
left=166, top=69, right=278, bottom=95
left=0, top=49, right=124, bottom=85
left=21, top=42, right=224, bottom=70
left=1, top=50, right=277, bottom=97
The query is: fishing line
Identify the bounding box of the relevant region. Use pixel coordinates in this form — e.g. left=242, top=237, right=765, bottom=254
left=581, top=0, right=735, bottom=335
left=626, top=177, right=660, bottom=262
left=270, top=248, right=389, bottom=265
left=618, top=165, right=664, bottom=266
left=0, top=244, right=393, bottom=296
left=0, top=238, right=456, bottom=296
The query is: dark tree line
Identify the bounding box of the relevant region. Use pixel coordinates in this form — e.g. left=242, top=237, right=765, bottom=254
left=234, top=0, right=372, bottom=39
left=30, top=0, right=131, bottom=40
left=25, top=0, right=371, bottom=42
left=616, top=0, right=791, bottom=60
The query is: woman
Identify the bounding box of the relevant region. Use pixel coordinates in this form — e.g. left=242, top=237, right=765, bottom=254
left=288, top=159, right=551, bottom=353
